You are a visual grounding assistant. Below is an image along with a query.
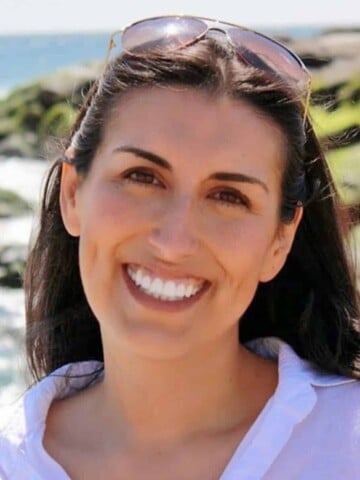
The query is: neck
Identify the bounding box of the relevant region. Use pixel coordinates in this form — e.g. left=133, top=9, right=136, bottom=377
left=92, top=333, right=277, bottom=449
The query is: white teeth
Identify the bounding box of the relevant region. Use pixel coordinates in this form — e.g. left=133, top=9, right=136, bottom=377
left=163, top=281, right=176, bottom=297
left=149, top=278, right=162, bottom=297
left=135, top=268, right=142, bottom=286
left=185, top=285, right=194, bottom=298
left=126, top=265, right=205, bottom=301
left=175, top=284, right=186, bottom=298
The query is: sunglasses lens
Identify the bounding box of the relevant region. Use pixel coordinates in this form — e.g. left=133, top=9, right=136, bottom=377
left=122, top=17, right=207, bottom=55
left=228, top=29, right=306, bottom=88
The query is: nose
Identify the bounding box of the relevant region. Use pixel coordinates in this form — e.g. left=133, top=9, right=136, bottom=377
left=148, top=196, right=200, bottom=263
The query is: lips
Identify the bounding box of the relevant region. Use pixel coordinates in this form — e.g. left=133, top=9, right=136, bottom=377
left=123, top=264, right=210, bottom=310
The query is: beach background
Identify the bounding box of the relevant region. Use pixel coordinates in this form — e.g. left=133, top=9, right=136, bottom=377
left=0, top=0, right=359, bottom=419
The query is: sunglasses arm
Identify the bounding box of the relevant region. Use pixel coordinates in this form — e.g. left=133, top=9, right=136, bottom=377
left=102, top=30, right=124, bottom=78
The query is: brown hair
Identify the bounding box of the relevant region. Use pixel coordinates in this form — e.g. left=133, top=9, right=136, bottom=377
left=25, top=37, right=360, bottom=381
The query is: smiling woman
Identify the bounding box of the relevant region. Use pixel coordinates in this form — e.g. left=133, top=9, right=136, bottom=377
left=1, top=15, right=360, bottom=480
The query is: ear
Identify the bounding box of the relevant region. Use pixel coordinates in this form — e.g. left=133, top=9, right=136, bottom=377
left=260, top=206, right=303, bottom=283
left=59, top=162, right=82, bottom=237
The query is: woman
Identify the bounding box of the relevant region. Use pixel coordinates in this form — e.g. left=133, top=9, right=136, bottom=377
left=1, top=15, right=360, bottom=479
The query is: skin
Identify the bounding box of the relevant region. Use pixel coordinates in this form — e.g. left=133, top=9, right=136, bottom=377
left=44, top=87, right=302, bottom=480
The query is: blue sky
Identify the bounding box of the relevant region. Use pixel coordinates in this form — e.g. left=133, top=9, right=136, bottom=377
left=1, top=0, right=359, bottom=34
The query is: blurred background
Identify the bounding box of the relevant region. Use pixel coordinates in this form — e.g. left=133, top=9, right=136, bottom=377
left=0, top=0, right=359, bottom=416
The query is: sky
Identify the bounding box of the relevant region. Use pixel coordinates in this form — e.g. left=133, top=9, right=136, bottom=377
left=1, top=0, right=359, bottom=34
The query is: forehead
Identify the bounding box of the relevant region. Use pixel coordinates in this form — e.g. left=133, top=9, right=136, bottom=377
left=98, top=87, right=286, bottom=185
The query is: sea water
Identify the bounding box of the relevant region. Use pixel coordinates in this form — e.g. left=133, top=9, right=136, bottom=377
left=0, top=33, right=109, bottom=92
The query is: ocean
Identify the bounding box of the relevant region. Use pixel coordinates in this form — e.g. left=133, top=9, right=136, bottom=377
left=0, top=32, right=109, bottom=94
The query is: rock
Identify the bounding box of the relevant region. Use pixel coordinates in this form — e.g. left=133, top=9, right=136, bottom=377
left=0, top=62, right=101, bottom=159
left=0, top=188, right=32, bottom=218
left=0, top=84, right=42, bottom=118
left=289, top=32, right=360, bottom=96
left=0, top=245, right=27, bottom=288
left=0, top=132, right=39, bottom=158
left=37, top=62, right=101, bottom=101
left=310, top=57, right=360, bottom=92
left=0, top=117, right=19, bottom=140
left=291, top=32, right=360, bottom=63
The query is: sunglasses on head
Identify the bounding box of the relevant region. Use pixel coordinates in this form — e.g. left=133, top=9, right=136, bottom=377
left=102, top=16, right=311, bottom=125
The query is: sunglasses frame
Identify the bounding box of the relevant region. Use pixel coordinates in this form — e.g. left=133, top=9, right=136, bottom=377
left=102, top=15, right=312, bottom=126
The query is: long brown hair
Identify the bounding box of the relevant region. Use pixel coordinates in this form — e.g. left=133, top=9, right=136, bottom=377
left=25, top=37, right=360, bottom=381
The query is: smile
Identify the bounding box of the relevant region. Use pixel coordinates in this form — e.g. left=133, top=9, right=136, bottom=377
left=126, top=264, right=206, bottom=302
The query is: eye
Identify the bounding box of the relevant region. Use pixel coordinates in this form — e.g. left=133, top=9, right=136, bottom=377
left=123, top=168, right=163, bottom=187
left=210, top=189, right=250, bottom=208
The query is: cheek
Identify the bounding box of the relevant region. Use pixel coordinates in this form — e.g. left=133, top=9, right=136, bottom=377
left=205, top=213, right=277, bottom=299
left=77, top=184, right=162, bottom=280
left=80, top=184, right=160, bottom=239
left=206, top=213, right=276, bottom=262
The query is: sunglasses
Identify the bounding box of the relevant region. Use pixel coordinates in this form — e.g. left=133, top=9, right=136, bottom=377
left=102, top=16, right=311, bottom=125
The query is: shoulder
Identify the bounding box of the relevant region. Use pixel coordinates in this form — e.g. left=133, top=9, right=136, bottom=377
left=273, top=381, right=360, bottom=478
left=0, top=361, right=103, bottom=479
left=258, top=338, right=360, bottom=478
left=278, top=338, right=360, bottom=445
left=309, top=378, right=360, bottom=440
left=282, top=367, right=360, bottom=476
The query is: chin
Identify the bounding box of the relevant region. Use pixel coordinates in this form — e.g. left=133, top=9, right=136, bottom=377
left=103, top=316, right=198, bottom=361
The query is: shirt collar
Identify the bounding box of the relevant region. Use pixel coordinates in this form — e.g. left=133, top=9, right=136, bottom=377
left=246, top=336, right=355, bottom=388
left=2, top=338, right=355, bottom=463
left=220, top=337, right=355, bottom=479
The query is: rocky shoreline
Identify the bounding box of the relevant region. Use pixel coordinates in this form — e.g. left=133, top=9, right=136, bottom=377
left=0, top=29, right=359, bottom=288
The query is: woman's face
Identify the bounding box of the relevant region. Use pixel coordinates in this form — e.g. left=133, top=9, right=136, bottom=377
left=61, top=87, right=301, bottom=359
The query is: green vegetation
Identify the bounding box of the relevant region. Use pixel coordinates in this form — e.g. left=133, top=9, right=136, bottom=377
left=308, top=68, right=360, bottom=206
left=326, top=144, right=360, bottom=205
left=38, top=102, right=77, bottom=138
left=0, top=68, right=96, bottom=156
left=310, top=103, right=359, bottom=138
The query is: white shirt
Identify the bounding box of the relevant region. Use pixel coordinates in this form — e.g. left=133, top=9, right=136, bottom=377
left=0, top=338, right=359, bottom=479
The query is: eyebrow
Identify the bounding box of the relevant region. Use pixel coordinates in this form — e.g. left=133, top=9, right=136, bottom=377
left=113, top=145, right=269, bottom=194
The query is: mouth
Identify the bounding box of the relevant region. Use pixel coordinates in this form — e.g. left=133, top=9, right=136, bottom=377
left=122, top=263, right=211, bottom=312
